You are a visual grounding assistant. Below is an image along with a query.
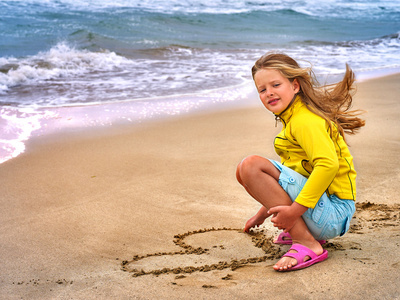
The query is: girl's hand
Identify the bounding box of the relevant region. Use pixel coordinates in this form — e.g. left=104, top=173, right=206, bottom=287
left=244, top=206, right=271, bottom=233
left=268, top=203, right=308, bottom=232
left=244, top=215, right=265, bottom=233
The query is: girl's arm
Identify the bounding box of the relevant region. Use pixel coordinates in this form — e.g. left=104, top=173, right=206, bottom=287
left=292, top=113, right=339, bottom=209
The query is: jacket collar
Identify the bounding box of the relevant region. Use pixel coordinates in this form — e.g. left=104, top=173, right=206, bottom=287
left=274, top=94, right=301, bottom=127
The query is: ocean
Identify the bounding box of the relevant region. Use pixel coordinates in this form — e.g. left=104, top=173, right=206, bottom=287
left=0, top=0, right=399, bottom=163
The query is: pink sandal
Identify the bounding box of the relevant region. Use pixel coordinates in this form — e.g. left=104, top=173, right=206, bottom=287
left=274, top=232, right=326, bottom=245
left=278, top=244, right=328, bottom=271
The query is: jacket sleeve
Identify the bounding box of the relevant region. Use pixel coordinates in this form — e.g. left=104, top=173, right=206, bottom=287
left=291, top=113, right=339, bottom=208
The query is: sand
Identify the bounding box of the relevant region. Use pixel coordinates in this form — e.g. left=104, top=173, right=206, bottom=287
left=0, top=74, right=399, bottom=299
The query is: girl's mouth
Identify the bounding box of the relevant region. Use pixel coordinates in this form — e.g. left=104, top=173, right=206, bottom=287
left=268, top=98, right=279, bottom=105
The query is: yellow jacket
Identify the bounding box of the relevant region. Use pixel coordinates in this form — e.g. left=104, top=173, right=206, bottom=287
left=274, top=96, right=356, bottom=208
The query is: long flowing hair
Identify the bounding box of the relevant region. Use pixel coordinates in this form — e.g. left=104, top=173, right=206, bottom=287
left=252, top=52, right=365, bottom=141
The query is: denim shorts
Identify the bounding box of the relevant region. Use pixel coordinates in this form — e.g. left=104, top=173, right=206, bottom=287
left=269, top=159, right=356, bottom=240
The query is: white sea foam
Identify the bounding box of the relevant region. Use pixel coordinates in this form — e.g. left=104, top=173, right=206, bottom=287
left=0, top=107, right=56, bottom=164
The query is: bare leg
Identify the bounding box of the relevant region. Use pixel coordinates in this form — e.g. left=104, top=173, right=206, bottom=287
left=236, top=155, right=323, bottom=271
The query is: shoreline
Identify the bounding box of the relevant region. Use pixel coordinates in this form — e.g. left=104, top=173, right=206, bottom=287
left=0, top=80, right=258, bottom=165
left=1, top=68, right=400, bottom=165
left=0, top=73, right=399, bottom=299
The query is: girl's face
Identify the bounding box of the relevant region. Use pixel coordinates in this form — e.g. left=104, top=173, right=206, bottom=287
left=254, top=68, right=300, bottom=114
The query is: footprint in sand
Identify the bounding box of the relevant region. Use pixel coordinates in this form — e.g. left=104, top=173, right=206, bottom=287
left=121, top=227, right=284, bottom=277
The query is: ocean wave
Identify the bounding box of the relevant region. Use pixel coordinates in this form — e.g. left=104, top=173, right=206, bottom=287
left=2, top=0, right=399, bottom=18
left=1, top=31, right=399, bottom=107
left=297, top=32, right=400, bottom=72
left=0, top=43, right=254, bottom=107
left=0, top=43, right=132, bottom=94
left=2, top=0, right=398, bottom=59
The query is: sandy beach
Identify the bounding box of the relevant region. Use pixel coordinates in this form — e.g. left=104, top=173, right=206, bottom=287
left=0, top=74, right=399, bottom=299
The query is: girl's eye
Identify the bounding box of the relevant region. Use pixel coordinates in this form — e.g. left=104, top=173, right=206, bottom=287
left=259, top=88, right=266, bottom=93
left=273, top=83, right=280, bottom=87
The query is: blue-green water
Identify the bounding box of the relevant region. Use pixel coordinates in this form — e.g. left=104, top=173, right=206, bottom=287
left=0, top=0, right=399, bottom=162
left=1, top=0, right=399, bottom=107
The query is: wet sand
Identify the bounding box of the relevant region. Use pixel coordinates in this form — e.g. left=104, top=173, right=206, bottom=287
left=0, top=74, right=399, bottom=299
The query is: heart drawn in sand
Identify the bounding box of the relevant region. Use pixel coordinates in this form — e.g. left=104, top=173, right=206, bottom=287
left=120, top=202, right=400, bottom=278
left=120, top=227, right=284, bottom=277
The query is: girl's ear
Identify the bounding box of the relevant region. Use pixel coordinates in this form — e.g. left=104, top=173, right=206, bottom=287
left=293, top=78, right=300, bottom=93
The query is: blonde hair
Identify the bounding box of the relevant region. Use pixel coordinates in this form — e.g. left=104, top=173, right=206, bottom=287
left=252, top=52, right=365, bottom=141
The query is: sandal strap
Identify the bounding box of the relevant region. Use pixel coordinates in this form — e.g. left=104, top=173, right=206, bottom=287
left=282, top=244, right=318, bottom=262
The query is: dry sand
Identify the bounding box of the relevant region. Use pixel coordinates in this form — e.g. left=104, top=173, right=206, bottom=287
left=0, top=74, right=399, bottom=299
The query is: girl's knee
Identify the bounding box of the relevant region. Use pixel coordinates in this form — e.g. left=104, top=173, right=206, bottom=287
left=236, top=162, right=243, bottom=184
left=239, top=155, right=261, bottom=168
left=237, top=155, right=280, bottom=183
left=237, top=155, right=265, bottom=180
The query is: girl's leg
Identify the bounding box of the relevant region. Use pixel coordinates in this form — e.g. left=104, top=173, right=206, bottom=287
left=236, top=155, right=323, bottom=271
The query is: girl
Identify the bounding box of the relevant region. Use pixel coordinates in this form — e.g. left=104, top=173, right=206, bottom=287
left=236, top=53, right=365, bottom=272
